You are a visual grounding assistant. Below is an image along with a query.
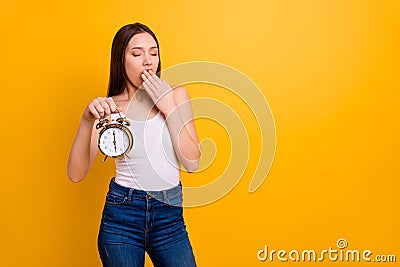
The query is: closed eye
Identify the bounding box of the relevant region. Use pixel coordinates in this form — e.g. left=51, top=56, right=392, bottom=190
left=132, top=53, right=157, bottom=57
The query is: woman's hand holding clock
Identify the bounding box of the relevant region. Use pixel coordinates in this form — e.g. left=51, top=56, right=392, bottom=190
left=83, top=97, right=120, bottom=122
left=141, top=70, right=176, bottom=116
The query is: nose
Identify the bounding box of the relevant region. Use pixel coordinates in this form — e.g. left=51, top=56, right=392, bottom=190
left=143, top=53, right=152, bottom=66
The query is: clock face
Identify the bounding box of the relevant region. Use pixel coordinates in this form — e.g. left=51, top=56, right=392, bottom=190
left=98, top=126, right=132, bottom=157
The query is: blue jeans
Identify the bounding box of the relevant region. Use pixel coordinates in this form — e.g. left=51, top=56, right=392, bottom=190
left=98, top=178, right=197, bottom=267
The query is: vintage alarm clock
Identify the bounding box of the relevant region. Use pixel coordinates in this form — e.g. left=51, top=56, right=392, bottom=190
left=96, top=111, right=133, bottom=161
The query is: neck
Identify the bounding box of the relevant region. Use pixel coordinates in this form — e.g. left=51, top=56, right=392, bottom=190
left=122, top=82, right=139, bottom=100
left=123, top=83, right=154, bottom=104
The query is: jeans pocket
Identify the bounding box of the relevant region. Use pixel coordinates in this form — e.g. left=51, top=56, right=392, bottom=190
left=105, top=190, right=128, bottom=205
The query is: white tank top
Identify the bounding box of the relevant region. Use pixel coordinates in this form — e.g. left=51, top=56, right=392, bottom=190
left=114, top=111, right=180, bottom=191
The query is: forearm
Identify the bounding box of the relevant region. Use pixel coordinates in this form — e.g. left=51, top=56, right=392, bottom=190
left=67, top=118, right=96, bottom=182
left=165, top=105, right=201, bottom=172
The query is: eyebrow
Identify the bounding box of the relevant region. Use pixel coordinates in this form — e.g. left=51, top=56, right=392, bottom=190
left=131, top=46, right=158, bottom=50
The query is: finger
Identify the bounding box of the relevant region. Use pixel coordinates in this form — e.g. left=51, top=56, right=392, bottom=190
left=141, top=80, right=153, bottom=95
left=99, top=99, right=111, bottom=116
left=141, top=70, right=150, bottom=82
left=141, top=80, right=156, bottom=101
left=93, top=100, right=106, bottom=118
left=143, top=70, right=162, bottom=88
left=140, top=72, right=148, bottom=82
left=141, top=71, right=155, bottom=84
left=162, top=80, right=173, bottom=93
left=105, top=97, right=119, bottom=113
left=149, top=70, right=162, bottom=83
left=141, top=73, right=157, bottom=93
left=87, top=104, right=100, bottom=119
left=148, top=69, right=161, bottom=81
left=156, top=80, right=172, bottom=99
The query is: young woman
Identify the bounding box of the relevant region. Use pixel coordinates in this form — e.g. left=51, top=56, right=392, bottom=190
left=67, top=22, right=200, bottom=267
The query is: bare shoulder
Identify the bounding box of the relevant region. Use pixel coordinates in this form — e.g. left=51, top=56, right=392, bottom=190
left=173, top=85, right=191, bottom=103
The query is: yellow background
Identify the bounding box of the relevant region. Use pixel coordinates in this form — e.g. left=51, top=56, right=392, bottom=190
left=0, top=0, right=399, bottom=266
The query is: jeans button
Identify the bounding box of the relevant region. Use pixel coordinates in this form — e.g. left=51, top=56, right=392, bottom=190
left=148, top=194, right=152, bottom=198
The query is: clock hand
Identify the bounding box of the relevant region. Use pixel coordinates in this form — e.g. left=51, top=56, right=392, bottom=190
left=113, top=130, right=117, bottom=152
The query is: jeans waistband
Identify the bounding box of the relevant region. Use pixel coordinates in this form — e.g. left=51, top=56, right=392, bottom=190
left=108, top=177, right=183, bottom=206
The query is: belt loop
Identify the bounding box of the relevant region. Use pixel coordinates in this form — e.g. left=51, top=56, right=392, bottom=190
left=128, top=188, right=134, bottom=202
left=162, top=191, right=167, bottom=204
